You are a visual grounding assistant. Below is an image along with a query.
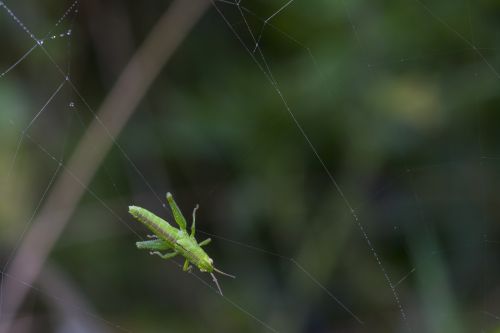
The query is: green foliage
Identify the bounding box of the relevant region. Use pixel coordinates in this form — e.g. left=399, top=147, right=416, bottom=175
left=2, top=0, right=500, bottom=332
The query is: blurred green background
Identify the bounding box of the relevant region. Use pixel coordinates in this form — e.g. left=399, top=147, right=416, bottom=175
left=1, top=0, right=500, bottom=332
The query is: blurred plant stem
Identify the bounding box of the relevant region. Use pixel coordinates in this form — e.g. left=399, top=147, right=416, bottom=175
left=0, top=1, right=210, bottom=331
left=40, top=261, right=112, bottom=333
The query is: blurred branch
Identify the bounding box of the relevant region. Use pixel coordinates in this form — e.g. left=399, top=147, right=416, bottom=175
left=0, top=1, right=210, bottom=331
left=40, top=262, right=111, bottom=333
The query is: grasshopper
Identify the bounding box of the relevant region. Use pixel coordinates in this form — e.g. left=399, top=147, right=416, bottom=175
left=129, top=192, right=234, bottom=295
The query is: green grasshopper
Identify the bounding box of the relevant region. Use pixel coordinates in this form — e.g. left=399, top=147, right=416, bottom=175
left=129, top=192, right=235, bottom=295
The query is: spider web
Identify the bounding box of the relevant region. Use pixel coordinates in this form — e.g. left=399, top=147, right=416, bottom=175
left=1, top=0, right=500, bottom=332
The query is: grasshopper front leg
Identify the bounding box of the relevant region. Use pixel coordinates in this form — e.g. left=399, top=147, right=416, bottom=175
left=151, top=251, right=178, bottom=260
left=183, top=259, right=193, bottom=272
left=198, top=238, right=211, bottom=247
left=190, top=204, right=199, bottom=237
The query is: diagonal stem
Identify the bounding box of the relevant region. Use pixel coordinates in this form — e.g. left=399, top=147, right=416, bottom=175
left=0, top=1, right=209, bottom=331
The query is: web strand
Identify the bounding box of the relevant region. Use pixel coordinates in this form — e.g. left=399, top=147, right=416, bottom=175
left=0, top=269, right=133, bottom=333
left=252, top=0, right=295, bottom=53
left=171, top=260, right=280, bottom=332
left=0, top=2, right=282, bottom=331
left=0, top=44, right=37, bottom=79
left=2, top=0, right=388, bottom=328
left=2, top=0, right=374, bottom=330
left=198, top=229, right=364, bottom=324
left=412, top=0, right=500, bottom=79
left=7, top=80, right=66, bottom=179
left=2, top=0, right=497, bottom=332
left=211, top=0, right=408, bottom=327
left=24, top=132, right=144, bottom=239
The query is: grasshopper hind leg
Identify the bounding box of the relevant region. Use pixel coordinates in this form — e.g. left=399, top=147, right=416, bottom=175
left=136, top=239, right=170, bottom=251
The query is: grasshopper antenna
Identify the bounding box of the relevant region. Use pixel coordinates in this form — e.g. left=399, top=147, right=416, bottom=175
left=214, top=267, right=236, bottom=279
left=210, top=272, right=224, bottom=296
left=210, top=268, right=235, bottom=296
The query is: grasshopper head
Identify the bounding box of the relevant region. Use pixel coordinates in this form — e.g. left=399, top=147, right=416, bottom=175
left=198, top=256, right=214, bottom=273
left=197, top=254, right=235, bottom=296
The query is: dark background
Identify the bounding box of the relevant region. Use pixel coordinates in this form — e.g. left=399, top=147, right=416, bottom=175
left=1, top=0, right=500, bottom=332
